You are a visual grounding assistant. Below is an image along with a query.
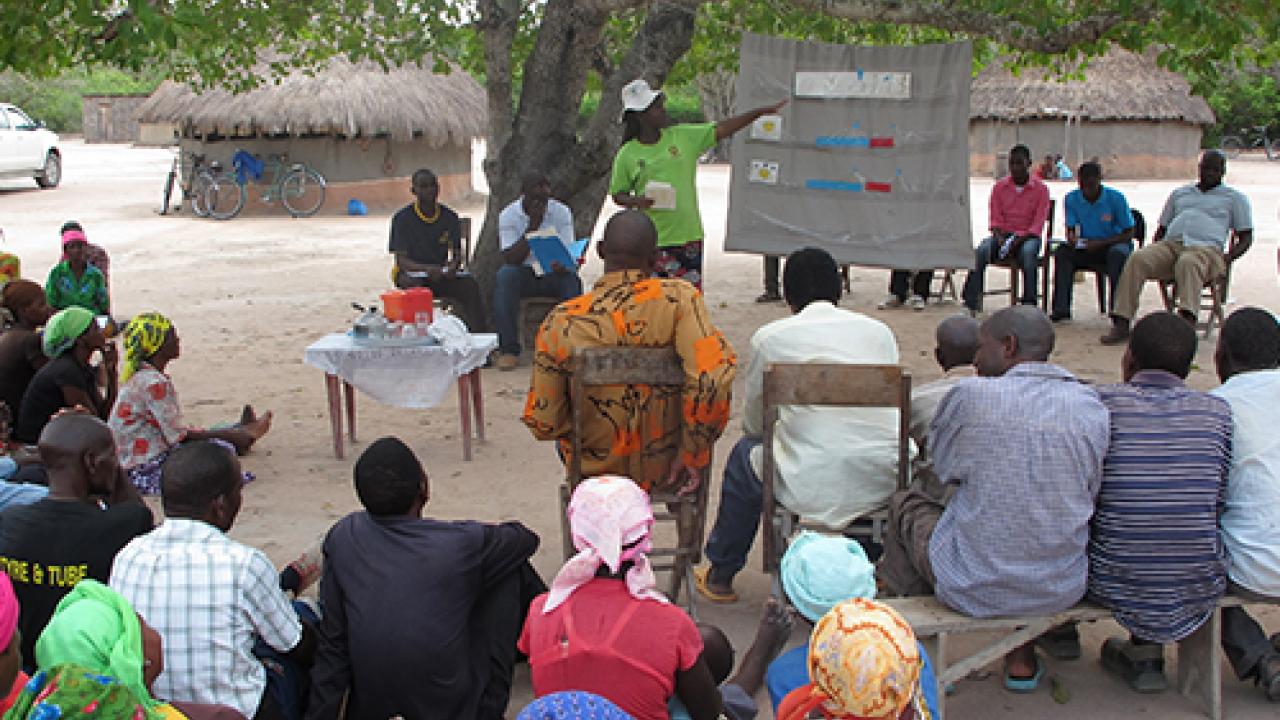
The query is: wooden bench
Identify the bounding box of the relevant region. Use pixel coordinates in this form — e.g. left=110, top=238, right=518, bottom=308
left=881, top=594, right=1248, bottom=720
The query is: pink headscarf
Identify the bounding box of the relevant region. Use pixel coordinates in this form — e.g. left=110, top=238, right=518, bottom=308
left=0, top=572, right=18, bottom=650
left=61, top=229, right=87, bottom=246
left=544, top=475, right=667, bottom=613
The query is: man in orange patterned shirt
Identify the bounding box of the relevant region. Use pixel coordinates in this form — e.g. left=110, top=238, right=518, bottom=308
left=522, top=210, right=736, bottom=493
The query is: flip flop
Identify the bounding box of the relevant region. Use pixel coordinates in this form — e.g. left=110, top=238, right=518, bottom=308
left=1003, top=656, right=1045, bottom=693
left=693, top=566, right=738, bottom=604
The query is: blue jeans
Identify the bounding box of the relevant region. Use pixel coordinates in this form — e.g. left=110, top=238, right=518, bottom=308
left=254, top=599, right=321, bottom=720
left=962, top=235, right=1042, bottom=311
left=493, top=264, right=583, bottom=355
left=704, top=438, right=764, bottom=583
left=1051, top=241, right=1133, bottom=318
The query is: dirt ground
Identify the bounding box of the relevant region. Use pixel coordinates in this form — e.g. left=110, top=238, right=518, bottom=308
left=1, top=141, right=1278, bottom=718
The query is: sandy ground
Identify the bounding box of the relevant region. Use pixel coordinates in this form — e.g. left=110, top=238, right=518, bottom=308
left=2, top=141, right=1279, bottom=718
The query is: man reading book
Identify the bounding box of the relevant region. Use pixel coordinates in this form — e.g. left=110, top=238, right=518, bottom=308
left=494, top=170, right=584, bottom=370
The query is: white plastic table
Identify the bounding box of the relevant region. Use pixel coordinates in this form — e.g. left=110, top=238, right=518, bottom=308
left=303, top=332, right=497, bottom=460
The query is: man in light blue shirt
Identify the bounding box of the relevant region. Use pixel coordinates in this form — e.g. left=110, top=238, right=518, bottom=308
left=1211, top=307, right=1280, bottom=702
left=493, top=170, right=583, bottom=369
left=1102, top=150, right=1252, bottom=344
left=1051, top=162, right=1135, bottom=322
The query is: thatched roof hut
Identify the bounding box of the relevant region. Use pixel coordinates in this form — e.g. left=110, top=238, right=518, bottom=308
left=137, top=57, right=486, bottom=213
left=136, top=57, right=487, bottom=144
left=968, top=49, right=1214, bottom=179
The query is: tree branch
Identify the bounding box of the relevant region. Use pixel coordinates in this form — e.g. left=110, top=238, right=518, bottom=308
left=780, top=0, right=1157, bottom=53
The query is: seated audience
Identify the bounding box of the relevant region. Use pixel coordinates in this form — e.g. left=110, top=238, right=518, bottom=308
left=1087, top=312, right=1231, bottom=692
left=389, top=168, right=488, bottom=333
left=519, top=476, right=724, bottom=720
left=670, top=602, right=795, bottom=720
left=6, top=663, right=159, bottom=719
left=493, top=170, right=583, bottom=370
left=15, top=307, right=117, bottom=443
left=110, top=312, right=271, bottom=494
left=0, top=413, right=152, bottom=671
left=878, top=305, right=1108, bottom=690
left=908, top=315, right=979, bottom=480
left=36, top=579, right=245, bottom=719
left=1051, top=161, right=1136, bottom=322
left=763, top=532, right=940, bottom=717
left=523, top=210, right=735, bottom=492
left=0, top=573, right=27, bottom=713
left=0, top=280, right=52, bottom=424
left=518, top=691, right=634, bottom=719
left=45, top=224, right=109, bottom=317
left=962, top=145, right=1051, bottom=314
left=58, top=221, right=111, bottom=288
left=878, top=269, right=933, bottom=311
left=776, top=598, right=934, bottom=720
left=1210, top=307, right=1280, bottom=700
left=1102, top=150, right=1252, bottom=343
left=110, top=441, right=317, bottom=720
left=308, top=437, right=543, bottom=720
left=698, top=248, right=901, bottom=602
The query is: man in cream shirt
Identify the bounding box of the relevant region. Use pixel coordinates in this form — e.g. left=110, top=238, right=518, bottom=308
left=697, top=247, right=904, bottom=602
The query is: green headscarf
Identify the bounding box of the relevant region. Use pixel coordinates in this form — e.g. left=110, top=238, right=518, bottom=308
left=2, top=663, right=149, bottom=719
left=121, top=312, right=172, bottom=383
left=33, top=580, right=162, bottom=718
left=41, top=306, right=95, bottom=359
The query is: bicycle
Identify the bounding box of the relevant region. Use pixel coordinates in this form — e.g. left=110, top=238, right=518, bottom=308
left=1219, top=125, right=1280, bottom=160
left=205, top=152, right=327, bottom=220
left=159, top=149, right=220, bottom=217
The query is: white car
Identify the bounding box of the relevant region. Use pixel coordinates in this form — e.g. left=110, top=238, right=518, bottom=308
left=0, top=104, right=61, bottom=188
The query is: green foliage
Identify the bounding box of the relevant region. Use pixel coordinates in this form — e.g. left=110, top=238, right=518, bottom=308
left=0, top=67, right=163, bottom=132
left=1200, top=67, right=1280, bottom=147
left=577, top=85, right=705, bottom=127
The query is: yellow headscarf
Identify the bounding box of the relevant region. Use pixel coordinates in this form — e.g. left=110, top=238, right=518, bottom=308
left=778, top=598, right=931, bottom=720
left=121, top=312, right=172, bottom=383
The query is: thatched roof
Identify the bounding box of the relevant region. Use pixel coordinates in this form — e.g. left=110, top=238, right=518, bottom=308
left=136, top=57, right=487, bottom=144
left=970, top=49, right=1214, bottom=125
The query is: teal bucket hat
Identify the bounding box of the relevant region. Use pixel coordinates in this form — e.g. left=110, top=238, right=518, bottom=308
left=780, top=530, right=877, bottom=622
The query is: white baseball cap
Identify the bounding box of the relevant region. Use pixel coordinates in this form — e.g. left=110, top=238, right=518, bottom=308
left=620, top=78, right=662, bottom=113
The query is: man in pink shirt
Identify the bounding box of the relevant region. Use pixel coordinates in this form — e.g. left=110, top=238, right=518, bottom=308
left=962, top=145, right=1051, bottom=314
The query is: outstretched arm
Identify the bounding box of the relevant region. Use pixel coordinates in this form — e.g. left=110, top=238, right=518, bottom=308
left=715, top=99, right=789, bottom=141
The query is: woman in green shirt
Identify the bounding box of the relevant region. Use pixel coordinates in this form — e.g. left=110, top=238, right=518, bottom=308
left=610, top=79, right=785, bottom=290
left=45, top=227, right=109, bottom=317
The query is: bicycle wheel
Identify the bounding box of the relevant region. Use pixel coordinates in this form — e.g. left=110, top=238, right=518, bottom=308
left=205, top=171, right=247, bottom=220
left=1220, top=135, right=1244, bottom=159
left=1268, top=139, right=1280, bottom=161
left=280, top=168, right=326, bottom=217
left=188, top=170, right=214, bottom=218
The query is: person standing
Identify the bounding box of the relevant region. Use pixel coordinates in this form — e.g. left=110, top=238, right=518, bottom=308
left=961, top=145, right=1051, bottom=314
left=388, top=169, right=488, bottom=332
left=610, top=79, right=786, bottom=290
left=1051, top=162, right=1135, bottom=322
left=493, top=170, right=583, bottom=370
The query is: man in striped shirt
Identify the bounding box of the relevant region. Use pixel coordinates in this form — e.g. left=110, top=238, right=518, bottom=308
left=1087, top=312, right=1232, bottom=693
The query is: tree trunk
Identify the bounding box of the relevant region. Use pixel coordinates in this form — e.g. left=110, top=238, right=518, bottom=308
left=471, top=1, right=699, bottom=305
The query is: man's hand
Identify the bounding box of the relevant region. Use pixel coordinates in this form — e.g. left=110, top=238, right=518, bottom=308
left=667, top=459, right=703, bottom=496
left=1085, top=239, right=1109, bottom=253
left=101, top=342, right=118, bottom=373
left=550, top=261, right=569, bottom=274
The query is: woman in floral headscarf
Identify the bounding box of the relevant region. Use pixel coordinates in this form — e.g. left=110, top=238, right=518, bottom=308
left=109, top=312, right=271, bottom=494
left=518, top=476, right=723, bottom=720
left=778, top=598, right=934, bottom=720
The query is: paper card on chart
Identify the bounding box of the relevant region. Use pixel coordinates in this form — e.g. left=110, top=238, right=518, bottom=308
left=644, top=181, right=677, bottom=210
left=749, top=160, right=780, bottom=185
left=794, top=71, right=912, bottom=99
left=752, top=114, right=783, bottom=141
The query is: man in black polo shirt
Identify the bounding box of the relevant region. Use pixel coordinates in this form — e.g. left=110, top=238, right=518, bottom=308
left=389, top=169, right=488, bottom=332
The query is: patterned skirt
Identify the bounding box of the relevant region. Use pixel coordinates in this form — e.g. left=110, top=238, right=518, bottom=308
left=126, top=439, right=256, bottom=495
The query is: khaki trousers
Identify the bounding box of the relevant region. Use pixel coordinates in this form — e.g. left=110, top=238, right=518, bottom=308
left=877, top=488, right=944, bottom=597
left=1112, top=240, right=1226, bottom=320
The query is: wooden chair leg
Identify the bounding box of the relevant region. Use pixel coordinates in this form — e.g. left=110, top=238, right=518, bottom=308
left=1009, top=265, right=1019, bottom=306
left=559, top=483, right=574, bottom=560
left=923, top=633, right=948, bottom=720
left=1177, top=607, right=1222, bottom=720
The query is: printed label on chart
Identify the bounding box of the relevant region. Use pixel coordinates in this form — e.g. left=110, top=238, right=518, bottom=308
left=750, top=160, right=780, bottom=184
left=751, top=114, right=783, bottom=141
left=794, top=70, right=911, bottom=99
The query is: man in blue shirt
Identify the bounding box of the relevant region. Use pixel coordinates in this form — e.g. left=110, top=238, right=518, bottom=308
left=1051, top=162, right=1135, bottom=322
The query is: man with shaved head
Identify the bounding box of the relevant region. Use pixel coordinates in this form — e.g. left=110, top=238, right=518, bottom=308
left=523, top=209, right=736, bottom=493
left=0, top=412, right=152, bottom=670
left=879, top=305, right=1109, bottom=691
left=910, top=315, right=980, bottom=459
left=493, top=169, right=583, bottom=370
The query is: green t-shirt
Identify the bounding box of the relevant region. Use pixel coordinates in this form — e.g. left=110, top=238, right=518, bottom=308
left=45, top=261, right=109, bottom=315
left=609, top=123, right=717, bottom=248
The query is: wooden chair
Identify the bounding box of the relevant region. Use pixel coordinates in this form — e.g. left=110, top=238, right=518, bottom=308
left=1159, top=232, right=1243, bottom=338
left=939, top=200, right=1056, bottom=312
left=1046, top=208, right=1146, bottom=315
left=760, top=363, right=912, bottom=574
left=560, top=346, right=711, bottom=616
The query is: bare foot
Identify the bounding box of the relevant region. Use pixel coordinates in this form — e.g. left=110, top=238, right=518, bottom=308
left=244, top=411, right=273, bottom=442
left=239, top=404, right=257, bottom=426
left=1004, top=643, right=1038, bottom=679
left=759, top=597, right=797, bottom=661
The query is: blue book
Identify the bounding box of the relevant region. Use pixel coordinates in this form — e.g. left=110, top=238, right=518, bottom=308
left=528, top=234, right=589, bottom=275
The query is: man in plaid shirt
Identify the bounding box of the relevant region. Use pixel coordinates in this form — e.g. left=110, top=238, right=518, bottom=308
left=111, top=441, right=316, bottom=719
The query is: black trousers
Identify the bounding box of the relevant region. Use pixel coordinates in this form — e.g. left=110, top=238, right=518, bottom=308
left=475, top=562, right=547, bottom=720
left=396, top=272, right=489, bottom=333
left=888, top=270, right=934, bottom=301
left=1222, top=583, right=1280, bottom=681
left=763, top=255, right=781, bottom=294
